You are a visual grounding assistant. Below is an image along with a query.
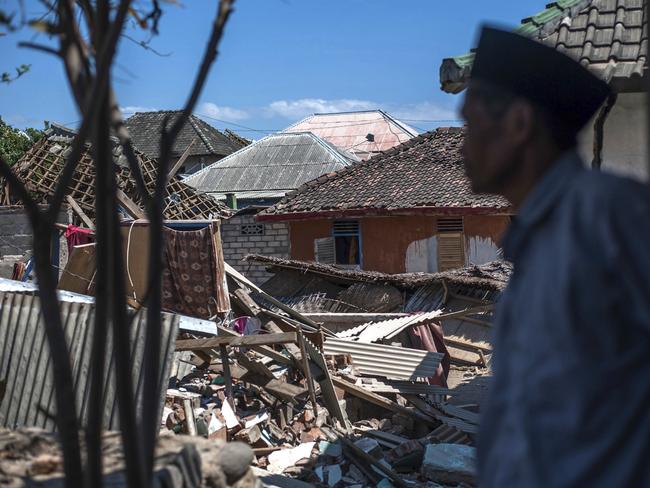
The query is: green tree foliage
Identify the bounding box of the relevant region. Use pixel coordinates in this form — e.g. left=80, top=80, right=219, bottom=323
left=0, top=117, right=47, bottom=165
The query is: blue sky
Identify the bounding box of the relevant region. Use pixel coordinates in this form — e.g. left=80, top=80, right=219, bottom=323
left=1, top=0, right=545, bottom=136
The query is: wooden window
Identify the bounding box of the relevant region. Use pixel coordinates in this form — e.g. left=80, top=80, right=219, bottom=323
left=332, top=221, right=361, bottom=266
left=437, top=217, right=465, bottom=270
left=314, top=237, right=335, bottom=264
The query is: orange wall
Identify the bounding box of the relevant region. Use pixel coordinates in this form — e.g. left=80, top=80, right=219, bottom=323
left=464, top=215, right=511, bottom=246
left=288, top=214, right=511, bottom=274
left=360, top=216, right=434, bottom=273
left=289, top=220, right=331, bottom=260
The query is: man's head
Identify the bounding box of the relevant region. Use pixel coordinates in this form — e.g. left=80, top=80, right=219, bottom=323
left=461, top=27, right=611, bottom=198
left=461, top=81, right=578, bottom=194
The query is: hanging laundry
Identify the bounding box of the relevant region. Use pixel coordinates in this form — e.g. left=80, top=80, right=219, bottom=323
left=64, top=225, right=94, bottom=254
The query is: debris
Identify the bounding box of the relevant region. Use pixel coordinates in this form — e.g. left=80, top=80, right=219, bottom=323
left=421, top=443, right=476, bottom=485
left=267, top=442, right=315, bottom=474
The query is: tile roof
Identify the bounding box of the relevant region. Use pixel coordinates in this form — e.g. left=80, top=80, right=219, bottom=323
left=440, top=0, right=647, bottom=93
left=283, top=110, right=418, bottom=160
left=259, top=127, right=510, bottom=219
left=125, top=110, right=242, bottom=158
left=183, top=132, right=355, bottom=198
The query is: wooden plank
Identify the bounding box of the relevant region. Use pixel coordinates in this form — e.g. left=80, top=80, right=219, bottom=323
left=57, top=243, right=96, bottom=295
left=298, top=329, right=318, bottom=413
left=216, top=325, right=292, bottom=366
left=353, top=427, right=409, bottom=447
left=220, top=345, right=233, bottom=406
left=65, top=195, right=95, bottom=229
left=443, top=336, right=492, bottom=354
left=339, top=436, right=408, bottom=488
left=303, top=338, right=350, bottom=430
left=225, top=262, right=321, bottom=330
left=168, top=137, right=197, bottom=178
left=331, top=377, right=437, bottom=427
left=175, top=332, right=297, bottom=351
left=437, top=403, right=480, bottom=425
left=116, top=189, right=146, bottom=219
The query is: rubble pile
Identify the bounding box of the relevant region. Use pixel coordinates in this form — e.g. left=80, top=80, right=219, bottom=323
left=164, top=265, right=482, bottom=487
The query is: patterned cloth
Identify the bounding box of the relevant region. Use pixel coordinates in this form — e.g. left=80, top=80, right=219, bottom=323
left=161, top=225, right=224, bottom=319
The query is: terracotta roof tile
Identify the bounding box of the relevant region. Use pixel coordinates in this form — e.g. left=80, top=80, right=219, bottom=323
left=261, top=127, right=510, bottom=217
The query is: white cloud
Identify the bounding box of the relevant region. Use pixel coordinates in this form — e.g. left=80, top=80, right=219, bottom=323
left=120, top=105, right=158, bottom=115
left=199, top=102, right=249, bottom=121
left=266, top=98, right=377, bottom=120
left=386, top=101, right=459, bottom=124
left=265, top=98, right=460, bottom=127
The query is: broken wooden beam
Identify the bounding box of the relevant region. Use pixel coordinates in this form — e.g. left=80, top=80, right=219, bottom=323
left=331, top=377, right=437, bottom=427
left=65, top=195, right=95, bottom=229
left=168, top=137, right=197, bottom=179
left=116, top=188, right=146, bottom=219
left=175, top=332, right=297, bottom=351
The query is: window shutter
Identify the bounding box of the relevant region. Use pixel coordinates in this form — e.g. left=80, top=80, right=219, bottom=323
left=314, top=237, right=335, bottom=264
left=437, top=232, right=465, bottom=271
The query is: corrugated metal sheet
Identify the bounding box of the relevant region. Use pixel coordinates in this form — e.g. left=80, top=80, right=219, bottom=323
left=184, top=132, right=354, bottom=194
left=0, top=291, right=179, bottom=431
left=336, top=310, right=442, bottom=343
left=323, top=337, right=443, bottom=380
left=284, top=110, right=418, bottom=160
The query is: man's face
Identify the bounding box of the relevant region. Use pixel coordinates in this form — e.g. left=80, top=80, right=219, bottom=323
left=461, top=82, right=521, bottom=194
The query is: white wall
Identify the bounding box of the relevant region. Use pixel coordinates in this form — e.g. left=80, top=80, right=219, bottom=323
left=578, top=92, right=649, bottom=182
left=405, top=234, right=501, bottom=273
left=466, top=236, right=502, bottom=265
left=405, top=236, right=438, bottom=273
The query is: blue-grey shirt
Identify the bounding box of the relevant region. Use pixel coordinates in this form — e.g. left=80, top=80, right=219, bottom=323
left=478, top=152, right=650, bottom=487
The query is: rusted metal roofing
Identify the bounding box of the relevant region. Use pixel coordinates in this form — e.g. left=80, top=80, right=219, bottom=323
left=336, top=311, right=443, bottom=343
left=0, top=290, right=179, bottom=431
left=283, top=110, right=418, bottom=160
left=323, top=337, right=444, bottom=380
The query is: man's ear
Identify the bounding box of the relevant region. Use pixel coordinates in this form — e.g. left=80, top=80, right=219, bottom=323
left=502, top=99, right=536, bottom=146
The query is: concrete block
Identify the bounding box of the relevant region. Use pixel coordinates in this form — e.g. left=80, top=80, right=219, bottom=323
left=421, top=444, right=475, bottom=485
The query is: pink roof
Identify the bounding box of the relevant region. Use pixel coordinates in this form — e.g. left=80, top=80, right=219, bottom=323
left=283, top=110, right=418, bottom=160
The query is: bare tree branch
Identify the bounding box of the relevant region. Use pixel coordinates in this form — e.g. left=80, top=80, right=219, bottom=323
left=141, top=0, right=236, bottom=478
left=17, top=41, right=59, bottom=56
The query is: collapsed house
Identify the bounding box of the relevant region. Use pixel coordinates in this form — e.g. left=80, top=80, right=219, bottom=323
left=0, top=244, right=504, bottom=485
left=246, top=253, right=511, bottom=369
left=0, top=123, right=231, bottom=223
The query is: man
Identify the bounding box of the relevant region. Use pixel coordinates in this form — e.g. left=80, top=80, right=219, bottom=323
left=461, top=27, right=650, bottom=486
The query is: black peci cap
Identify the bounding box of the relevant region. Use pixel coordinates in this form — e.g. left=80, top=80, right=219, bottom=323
left=471, top=26, right=611, bottom=134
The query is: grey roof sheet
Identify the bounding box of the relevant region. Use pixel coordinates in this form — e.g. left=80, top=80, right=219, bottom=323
left=440, top=0, right=647, bottom=93
left=125, top=111, right=242, bottom=158
left=183, top=132, right=354, bottom=194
